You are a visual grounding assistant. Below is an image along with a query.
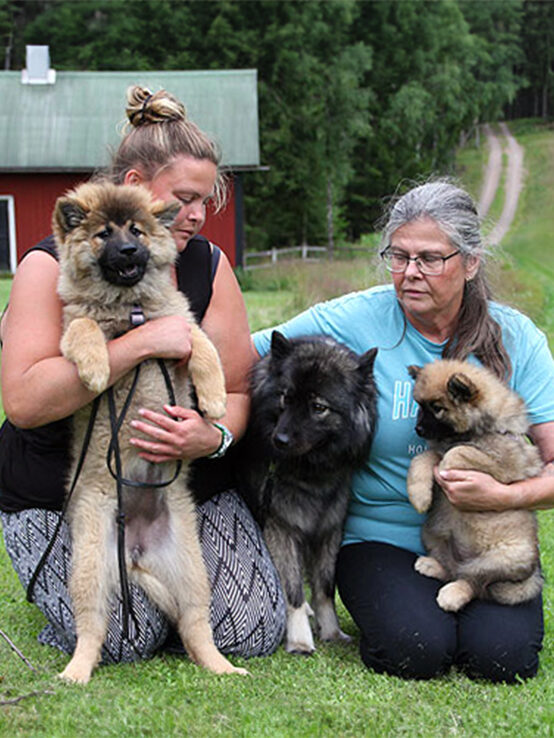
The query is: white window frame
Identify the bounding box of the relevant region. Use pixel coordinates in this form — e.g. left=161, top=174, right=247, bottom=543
left=0, top=195, right=17, bottom=274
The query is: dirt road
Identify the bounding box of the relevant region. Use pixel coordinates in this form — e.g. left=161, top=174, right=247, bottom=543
left=478, top=122, right=524, bottom=246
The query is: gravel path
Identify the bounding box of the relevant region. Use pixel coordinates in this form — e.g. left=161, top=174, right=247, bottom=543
left=479, top=122, right=524, bottom=246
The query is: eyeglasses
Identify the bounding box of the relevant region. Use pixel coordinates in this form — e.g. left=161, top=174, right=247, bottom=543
left=380, top=248, right=461, bottom=276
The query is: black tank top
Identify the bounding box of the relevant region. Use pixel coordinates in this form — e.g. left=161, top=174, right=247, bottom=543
left=0, top=234, right=233, bottom=512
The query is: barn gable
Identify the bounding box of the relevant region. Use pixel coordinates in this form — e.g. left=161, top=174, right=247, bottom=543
left=0, top=58, right=259, bottom=270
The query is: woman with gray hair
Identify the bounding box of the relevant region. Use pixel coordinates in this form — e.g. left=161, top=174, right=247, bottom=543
left=253, top=179, right=554, bottom=682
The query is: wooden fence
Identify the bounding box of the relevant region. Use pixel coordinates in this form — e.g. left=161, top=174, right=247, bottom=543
left=242, top=244, right=372, bottom=269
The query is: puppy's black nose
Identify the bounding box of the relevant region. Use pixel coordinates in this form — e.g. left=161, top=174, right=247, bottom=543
left=273, top=432, right=290, bottom=450
left=119, top=243, right=138, bottom=256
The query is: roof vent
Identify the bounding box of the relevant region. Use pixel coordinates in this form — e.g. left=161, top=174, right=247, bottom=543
left=21, top=45, right=56, bottom=85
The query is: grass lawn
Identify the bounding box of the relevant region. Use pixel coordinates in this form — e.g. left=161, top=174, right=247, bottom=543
left=1, top=120, right=554, bottom=736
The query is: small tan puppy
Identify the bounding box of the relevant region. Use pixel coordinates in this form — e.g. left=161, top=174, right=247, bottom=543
left=54, top=181, right=246, bottom=683
left=407, top=359, right=543, bottom=612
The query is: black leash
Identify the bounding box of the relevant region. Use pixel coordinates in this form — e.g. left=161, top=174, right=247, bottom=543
left=106, top=361, right=182, bottom=490
left=26, top=394, right=101, bottom=603
left=105, top=358, right=182, bottom=639
left=27, top=306, right=183, bottom=643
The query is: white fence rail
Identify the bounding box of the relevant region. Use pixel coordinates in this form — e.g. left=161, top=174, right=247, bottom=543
left=242, top=244, right=373, bottom=269
left=243, top=245, right=327, bottom=269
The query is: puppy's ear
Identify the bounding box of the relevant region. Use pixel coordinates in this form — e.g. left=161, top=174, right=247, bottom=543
left=270, top=331, right=293, bottom=359
left=359, top=347, right=378, bottom=377
left=152, top=201, right=182, bottom=229
left=447, top=373, right=479, bottom=403
left=407, top=364, right=422, bottom=380
left=53, top=198, right=88, bottom=234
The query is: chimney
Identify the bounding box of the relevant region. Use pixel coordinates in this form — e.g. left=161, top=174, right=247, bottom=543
left=21, top=45, right=56, bottom=85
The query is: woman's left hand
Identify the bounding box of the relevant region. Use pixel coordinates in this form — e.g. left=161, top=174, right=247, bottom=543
left=129, top=404, right=222, bottom=463
left=433, top=468, right=518, bottom=512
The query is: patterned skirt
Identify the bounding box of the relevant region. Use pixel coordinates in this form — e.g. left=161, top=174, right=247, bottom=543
left=1, top=490, right=285, bottom=663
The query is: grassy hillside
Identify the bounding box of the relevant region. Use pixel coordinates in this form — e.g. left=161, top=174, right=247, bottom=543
left=244, top=119, right=554, bottom=350
left=499, top=120, right=554, bottom=344
left=457, top=119, right=554, bottom=348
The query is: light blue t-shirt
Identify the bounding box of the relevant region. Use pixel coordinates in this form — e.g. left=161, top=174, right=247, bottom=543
left=253, top=285, right=554, bottom=555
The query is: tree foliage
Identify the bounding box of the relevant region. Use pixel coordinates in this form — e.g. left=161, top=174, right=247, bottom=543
left=1, top=0, right=542, bottom=248
left=512, top=0, right=554, bottom=118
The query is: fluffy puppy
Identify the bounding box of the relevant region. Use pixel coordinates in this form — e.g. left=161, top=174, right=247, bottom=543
left=407, top=359, right=543, bottom=612
left=240, top=331, right=378, bottom=653
left=53, top=181, right=246, bottom=682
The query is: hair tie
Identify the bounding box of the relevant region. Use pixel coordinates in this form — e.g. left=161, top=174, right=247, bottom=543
left=138, top=94, right=153, bottom=123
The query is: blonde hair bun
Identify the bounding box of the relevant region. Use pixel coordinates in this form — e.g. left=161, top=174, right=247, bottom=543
left=126, top=85, right=187, bottom=128
left=110, top=84, right=226, bottom=211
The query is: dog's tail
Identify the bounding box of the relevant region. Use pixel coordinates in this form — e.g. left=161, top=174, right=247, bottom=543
left=488, top=568, right=543, bottom=605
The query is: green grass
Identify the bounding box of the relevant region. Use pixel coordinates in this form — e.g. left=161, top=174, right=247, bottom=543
left=2, top=120, right=554, bottom=736
left=498, top=120, right=554, bottom=344
left=242, top=257, right=382, bottom=333
left=2, top=528, right=554, bottom=737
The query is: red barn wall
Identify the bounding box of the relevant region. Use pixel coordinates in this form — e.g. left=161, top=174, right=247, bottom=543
left=203, top=179, right=236, bottom=265
left=0, top=173, right=237, bottom=267
left=0, top=173, right=88, bottom=260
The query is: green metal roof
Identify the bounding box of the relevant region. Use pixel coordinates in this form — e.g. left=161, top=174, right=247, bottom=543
left=0, top=69, right=259, bottom=171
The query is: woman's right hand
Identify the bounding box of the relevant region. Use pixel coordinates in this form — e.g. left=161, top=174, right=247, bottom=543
left=134, top=314, right=193, bottom=365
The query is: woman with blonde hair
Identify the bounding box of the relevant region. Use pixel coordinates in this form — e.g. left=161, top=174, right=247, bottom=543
left=0, top=85, right=285, bottom=666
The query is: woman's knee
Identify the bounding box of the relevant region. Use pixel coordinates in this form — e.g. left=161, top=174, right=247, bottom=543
left=460, top=646, right=540, bottom=683
left=456, top=597, right=544, bottom=683
left=198, top=491, right=286, bottom=658
left=338, top=542, right=457, bottom=679
left=456, top=596, right=544, bottom=683
left=359, top=626, right=455, bottom=680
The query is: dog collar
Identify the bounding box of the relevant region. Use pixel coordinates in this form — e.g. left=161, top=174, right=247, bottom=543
left=129, top=304, right=146, bottom=329
left=207, top=422, right=234, bottom=459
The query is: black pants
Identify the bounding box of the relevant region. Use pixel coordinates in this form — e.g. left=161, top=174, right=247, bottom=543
left=336, top=542, right=543, bottom=682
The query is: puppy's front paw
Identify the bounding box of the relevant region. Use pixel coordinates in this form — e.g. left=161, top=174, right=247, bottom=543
left=76, top=360, right=110, bottom=394
left=314, top=600, right=351, bottom=643
left=197, top=394, right=226, bottom=421
left=61, top=318, right=110, bottom=393
left=436, top=580, right=474, bottom=612
left=414, top=555, right=447, bottom=581
left=285, top=639, right=316, bottom=655
left=211, top=662, right=250, bottom=676
left=407, top=482, right=433, bottom=513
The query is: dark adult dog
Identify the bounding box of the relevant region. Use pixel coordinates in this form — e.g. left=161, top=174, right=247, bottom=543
left=240, top=331, right=378, bottom=654
left=407, top=359, right=543, bottom=612
left=53, top=181, right=246, bottom=682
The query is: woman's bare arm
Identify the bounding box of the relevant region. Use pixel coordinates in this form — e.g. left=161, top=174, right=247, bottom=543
left=1, top=251, right=193, bottom=428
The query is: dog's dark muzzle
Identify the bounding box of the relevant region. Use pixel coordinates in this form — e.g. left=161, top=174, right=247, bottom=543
left=99, top=241, right=150, bottom=287
left=272, top=431, right=291, bottom=452
left=414, top=406, right=456, bottom=441
left=414, top=408, right=433, bottom=439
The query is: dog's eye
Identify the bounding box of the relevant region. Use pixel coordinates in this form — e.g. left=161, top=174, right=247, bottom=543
left=279, top=393, right=290, bottom=409
left=430, top=401, right=445, bottom=416
left=312, top=402, right=329, bottom=416
left=129, top=224, right=143, bottom=238
left=95, top=226, right=112, bottom=240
